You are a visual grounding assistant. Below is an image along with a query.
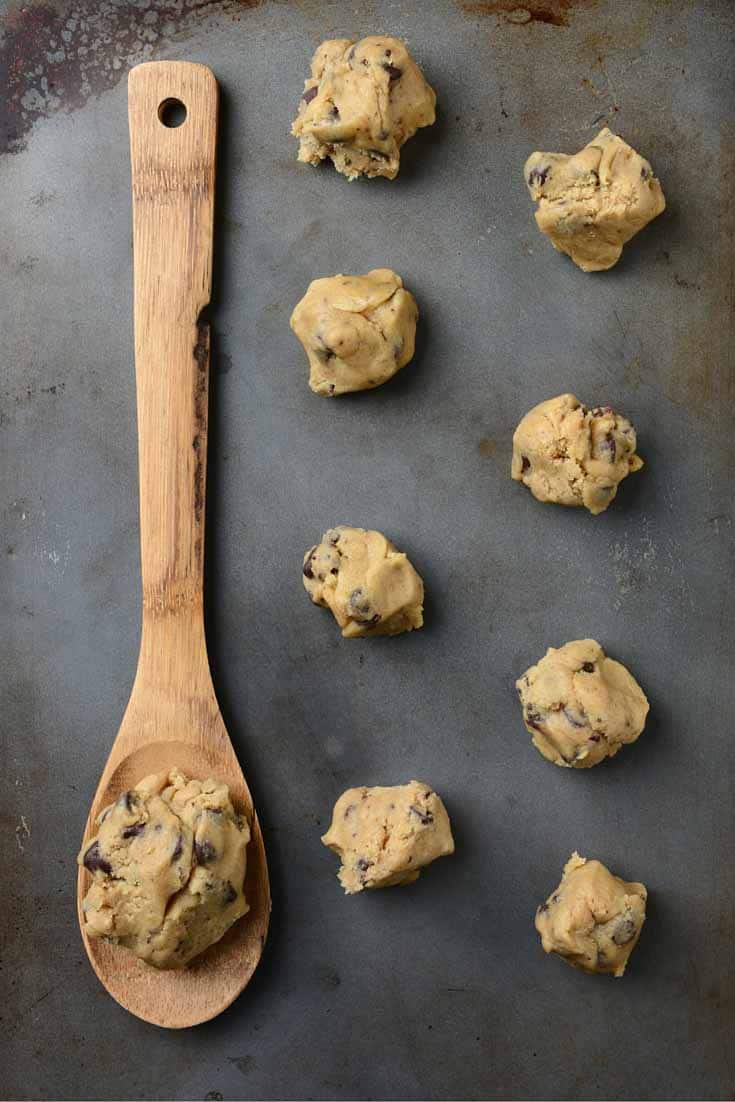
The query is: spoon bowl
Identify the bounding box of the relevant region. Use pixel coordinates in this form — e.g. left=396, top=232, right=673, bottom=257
left=78, top=728, right=270, bottom=1028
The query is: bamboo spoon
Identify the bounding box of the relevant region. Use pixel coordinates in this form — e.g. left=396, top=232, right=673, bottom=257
left=76, top=61, right=270, bottom=1028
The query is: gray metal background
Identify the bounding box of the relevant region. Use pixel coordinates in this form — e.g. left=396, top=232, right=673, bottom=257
left=2, top=1, right=734, bottom=1099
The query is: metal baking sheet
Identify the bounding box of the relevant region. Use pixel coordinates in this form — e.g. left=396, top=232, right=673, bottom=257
left=2, top=1, right=734, bottom=1098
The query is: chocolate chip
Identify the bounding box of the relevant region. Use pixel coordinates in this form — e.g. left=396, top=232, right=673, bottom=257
left=528, top=165, right=550, bottom=188
left=612, top=916, right=638, bottom=945
left=348, top=588, right=376, bottom=622
left=385, top=48, right=392, bottom=57
left=356, top=857, right=373, bottom=873
left=328, top=104, right=340, bottom=119
left=330, top=567, right=339, bottom=575
left=525, top=709, right=544, bottom=731
left=409, top=805, right=434, bottom=825
left=641, top=164, right=652, bottom=180
left=348, top=588, right=366, bottom=610
left=328, top=384, right=335, bottom=396
left=117, top=791, right=136, bottom=813
left=83, top=842, right=112, bottom=875
left=604, top=433, right=617, bottom=461
left=195, top=840, right=217, bottom=865
left=563, top=707, right=588, bottom=729
left=581, top=662, right=595, bottom=672
left=589, top=733, right=602, bottom=743
left=122, top=822, right=145, bottom=839
left=383, top=63, right=402, bottom=81
left=343, top=803, right=356, bottom=819
left=171, top=834, right=184, bottom=861
left=315, top=341, right=335, bottom=361
left=378, top=130, right=389, bottom=141
left=538, top=902, right=549, bottom=913
left=521, top=455, right=530, bottom=472
left=303, top=550, right=316, bottom=580
left=302, top=86, right=318, bottom=105
left=223, top=881, right=237, bottom=906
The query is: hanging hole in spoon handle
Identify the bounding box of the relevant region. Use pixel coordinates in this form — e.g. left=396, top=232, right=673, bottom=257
left=158, top=97, right=188, bottom=127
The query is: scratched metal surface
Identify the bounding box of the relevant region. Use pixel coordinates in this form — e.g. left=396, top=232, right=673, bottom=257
left=1, top=0, right=734, bottom=1099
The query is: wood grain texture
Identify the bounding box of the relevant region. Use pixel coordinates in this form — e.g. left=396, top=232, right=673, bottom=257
left=76, top=61, right=270, bottom=1029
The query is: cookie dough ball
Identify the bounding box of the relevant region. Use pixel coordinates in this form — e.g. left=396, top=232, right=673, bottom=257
left=511, top=393, right=643, bottom=515
left=322, top=780, right=454, bottom=893
left=290, top=270, right=418, bottom=396
left=291, top=36, right=436, bottom=181
left=516, top=639, right=649, bottom=768
left=78, top=768, right=249, bottom=969
left=524, top=127, right=665, bottom=271
left=536, top=852, right=647, bottom=976
left=303, top=525, right=424, bottom=637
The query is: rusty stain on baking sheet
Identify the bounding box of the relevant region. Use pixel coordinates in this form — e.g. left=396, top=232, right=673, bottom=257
left=459, top=1, right=595, bottom=27
left=0, top=0, right=260, bottom=155
left=666, top=123, right=735, bottom=423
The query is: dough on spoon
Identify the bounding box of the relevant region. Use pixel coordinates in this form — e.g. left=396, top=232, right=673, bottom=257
left=516, top=639, right=649, bottom=768
left=511, top=393, right=643, bottom=515
left=290, top=269, right=418, bottom=396
left=322, top=780, right=454, bottom=893
left=303, top=525, right=424, bottom=637
left=78, top=768, right=249, bottom=969
left=524, top=127, right=665, bottom=271
left=536, top=852, right=647, bottom=976
left=291, top=36, right=436, bottom=181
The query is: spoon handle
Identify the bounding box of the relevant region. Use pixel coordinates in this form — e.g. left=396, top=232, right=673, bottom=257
left=128, top=62, right=218, bottom=673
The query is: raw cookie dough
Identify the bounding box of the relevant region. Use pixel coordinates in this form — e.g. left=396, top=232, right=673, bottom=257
left=524, top=127, right=665, bottom=271
left=291, top=36, right=436, bottom=181
left=290, top=270, right=418, bottom=396
left=78, top=768, right=249, bottom=969
left=303, top=525, right=424, bottom=637
left=322, top=780, right=454, bottom=893
left=536, top=852, right=647, bottom=977
left=516, top=639, right=649, bottom=768
left=511, top=393, right=643, bottom=515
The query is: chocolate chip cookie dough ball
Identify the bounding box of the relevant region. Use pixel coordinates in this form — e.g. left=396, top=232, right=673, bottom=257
left=536, top=853, right=647, bottom=976
left=291, top=36, right=436, bottom=181
left=290, top=270, right=418, bottom=396
left=524, top=127, right=665, bottom=271
left=516, top=639, right=649, bottom=768
left=303, top=525, right=424, bottom=637
left=511, top=393, right=643, bottom=515
left=322, top=781, right=454, bottom=893
left=78, top=768, right=249, bottom=969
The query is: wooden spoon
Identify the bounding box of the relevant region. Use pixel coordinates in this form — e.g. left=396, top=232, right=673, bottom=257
left=76, top=61, right=270, bottom=1028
